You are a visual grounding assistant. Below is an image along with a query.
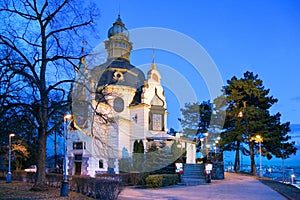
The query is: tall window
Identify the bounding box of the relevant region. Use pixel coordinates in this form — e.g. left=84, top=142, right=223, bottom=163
left=99, top=160, right=104, bottom=168
left=149, top=107, right=165, bottom=131
left=152, top=114, right=162, bottom=131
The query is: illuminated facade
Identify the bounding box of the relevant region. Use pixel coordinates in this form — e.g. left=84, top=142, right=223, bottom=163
left=66, top=15, right=174, bottom=176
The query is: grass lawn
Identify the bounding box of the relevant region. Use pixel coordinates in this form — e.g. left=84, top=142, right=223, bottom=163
left=0, top=180, right=95, bottom=200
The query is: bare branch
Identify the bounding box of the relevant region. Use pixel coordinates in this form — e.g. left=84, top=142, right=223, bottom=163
left=0, top=1, right=37, bottom=20
left=0, top=35, right=40, bottom=86
left=42, top=0, right=67, bottom=27
left=47, top=79, right=74, bottom=94
left=45, top=19, right=93, bottom=40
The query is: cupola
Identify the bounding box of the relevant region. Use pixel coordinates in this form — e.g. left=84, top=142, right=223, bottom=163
left=105, top=15, right=132, bottom=61
left=107, top=15, right=129, bottom=38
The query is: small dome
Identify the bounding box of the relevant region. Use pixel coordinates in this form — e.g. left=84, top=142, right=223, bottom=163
left=108, top=15, right=129, bottom=38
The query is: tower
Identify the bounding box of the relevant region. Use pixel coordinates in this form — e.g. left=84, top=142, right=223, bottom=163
left=92, top=15, right=145, bottom=174
left=105, top=15, right=132, bottom=61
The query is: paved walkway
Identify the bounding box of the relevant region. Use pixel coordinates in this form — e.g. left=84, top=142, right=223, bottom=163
left=118, top=173, right=286, bottom=200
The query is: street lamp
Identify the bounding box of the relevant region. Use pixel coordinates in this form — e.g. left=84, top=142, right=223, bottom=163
left=6, top=133, right=15, bottom=183
left=237, top=110, right=244, bottom=172
left=255, top=135, right=263, bottom=178
left=238, top=111, right=244, bottom=118
left=60, top=114, right=72, bottom=197
left=291, top=174, right=295, bottom=185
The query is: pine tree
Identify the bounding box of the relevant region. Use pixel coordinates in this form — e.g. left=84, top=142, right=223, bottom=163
left=221, top=71, right=297, bottom=174
left=180, top=101, right=212, bottom=136
left=143, top=142, right=158, bottom=172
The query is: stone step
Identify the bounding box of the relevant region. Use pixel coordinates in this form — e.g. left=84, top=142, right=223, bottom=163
left=182, top=171, right=204, bottom=174
left=182, top=176, right=205, bottom=180
left=184, top=170, right=203, bottom=174
left=182, top=164, right=206, bottom=184
left=182, top=174, right=205, bottom=178
left=181, top=177, right=207, bottom=186
left=184, top=164, right=203, bottom=168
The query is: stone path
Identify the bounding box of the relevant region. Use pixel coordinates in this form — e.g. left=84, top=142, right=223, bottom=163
left=118, top=173, right=287, bottom=200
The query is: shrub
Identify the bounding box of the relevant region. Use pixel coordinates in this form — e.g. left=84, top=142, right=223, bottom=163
left=129, top=172, right=150, bottom=185
left=161, top=174, right=179, bottom=186
left=69, top=175, right=123, bottom=200
left=70, top=176, right=122, bottom=200
left=146, top=174, right=179, bottom=188
left=146, top=175, right=163, bottom=188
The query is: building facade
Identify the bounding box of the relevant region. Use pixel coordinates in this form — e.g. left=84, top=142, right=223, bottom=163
left=66, top=15, right=175, bottom=177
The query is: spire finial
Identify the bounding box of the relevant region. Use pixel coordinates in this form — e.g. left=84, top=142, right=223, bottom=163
left=151, top=47, right=156, bottom=70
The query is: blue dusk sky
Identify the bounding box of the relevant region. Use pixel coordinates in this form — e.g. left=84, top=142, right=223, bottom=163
left=89, top=0, right=300, bottom=131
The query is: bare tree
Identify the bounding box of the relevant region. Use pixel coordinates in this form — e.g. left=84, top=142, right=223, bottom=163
left=0, top=0, right=99, bottom=188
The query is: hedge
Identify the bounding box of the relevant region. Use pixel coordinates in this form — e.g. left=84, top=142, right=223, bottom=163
left=11, top=171, right=123, bottom=200
left=96, top=172, right=150, bottom=186
left=69, top=176, right=123, bottom=200
left=146, top=174, right=179, bottom=188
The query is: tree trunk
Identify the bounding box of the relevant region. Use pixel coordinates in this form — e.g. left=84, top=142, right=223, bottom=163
left=34, top=126, right=47, bottom=189
left=32, top=20, right=48, bottom=189
left=54, top=130, right=57, bottom=169
left=234, top=140, right=240, bottom=172
left=249, top=141, right=256, bottom=175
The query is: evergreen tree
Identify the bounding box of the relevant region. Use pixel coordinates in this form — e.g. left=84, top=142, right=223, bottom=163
left=180, top=101, right=221, bottom=154
left=180, top=101, right=212, bottom=136
left=171, top=140, right=185, bottom=162
left=143, top=142, right=174, bottom=174
left=156, top=146, right=173, bottom=174
left=220, top=71, right=297, bottom=174
left=144, top=142, right=159, bottom=172
left=132, top=140, right=145, bottom=172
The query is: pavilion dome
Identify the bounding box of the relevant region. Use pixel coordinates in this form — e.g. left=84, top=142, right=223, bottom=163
left=107, top=15, right=129, bottom=38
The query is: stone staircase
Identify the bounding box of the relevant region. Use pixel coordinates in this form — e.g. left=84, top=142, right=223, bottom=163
left=181, top=164, right=206, bottom=185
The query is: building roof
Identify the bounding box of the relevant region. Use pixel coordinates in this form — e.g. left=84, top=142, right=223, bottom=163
left=96, top=57, right=145, bottom=89
left=146, top=131, right=175, bottom=140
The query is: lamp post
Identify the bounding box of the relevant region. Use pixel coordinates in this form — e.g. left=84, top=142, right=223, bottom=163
left=6, top=133, right=15, bottom=183
left=291, top=174, right=295, bottom=185
left=256, top=135, right=263, bottom=178
left=237, top=111, right=244, bottom=172
left=60, top=114, right=72, bottom=197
